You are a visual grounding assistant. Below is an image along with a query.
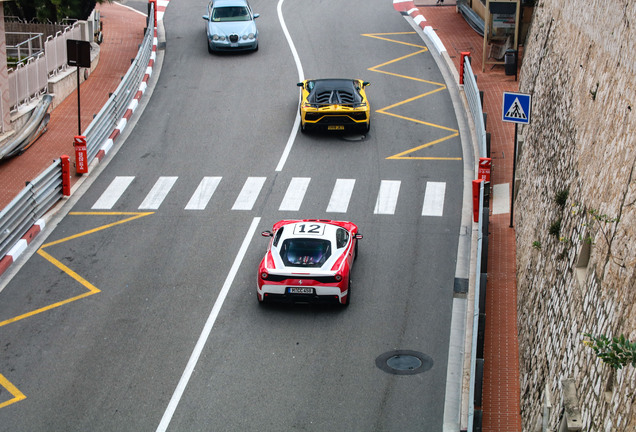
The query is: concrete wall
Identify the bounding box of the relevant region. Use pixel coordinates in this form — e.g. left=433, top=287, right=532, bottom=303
left=514, top=0, right=635, bottom=430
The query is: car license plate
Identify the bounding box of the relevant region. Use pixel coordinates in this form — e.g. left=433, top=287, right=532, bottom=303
left=328, top=125, right=345, bottom=130
left=289, top=287, right=313, bottom=294
left=231, top=43, right=238, bottom=47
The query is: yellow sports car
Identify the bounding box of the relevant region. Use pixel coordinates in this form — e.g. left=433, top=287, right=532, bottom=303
left=297, top=79, right=371, bottom=133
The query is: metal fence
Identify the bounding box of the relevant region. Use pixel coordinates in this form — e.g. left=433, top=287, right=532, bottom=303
left=0, top=159, right=63, bottom=258
left=0, top=3, right=155, bottom=263
left=84, top=6, right=155, bottom=161
left=463, top=57, right=487, bottom=158
left=7, top=20, right=90, bottom=112
left=461, top=54, right=489, bottom=432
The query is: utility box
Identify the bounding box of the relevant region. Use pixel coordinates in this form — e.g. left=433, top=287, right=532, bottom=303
left=504, top=49, right=517, bottom=75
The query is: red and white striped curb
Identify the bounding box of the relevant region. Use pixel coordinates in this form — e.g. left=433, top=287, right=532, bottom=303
left=393, top=0, right=447, bottom=54
left=0, top=219, right=46, bottom=277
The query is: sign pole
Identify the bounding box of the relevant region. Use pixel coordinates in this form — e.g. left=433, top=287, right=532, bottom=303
left=510, top=123, right=517, bottom=227
left=76, top=64, right=81, bottom=135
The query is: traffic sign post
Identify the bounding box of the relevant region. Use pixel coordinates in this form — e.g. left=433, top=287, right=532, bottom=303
left=501, top=91, right=532, bottom=227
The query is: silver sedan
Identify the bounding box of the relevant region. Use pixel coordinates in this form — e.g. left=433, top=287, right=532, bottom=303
left=202, top=0, right=259, bottom=53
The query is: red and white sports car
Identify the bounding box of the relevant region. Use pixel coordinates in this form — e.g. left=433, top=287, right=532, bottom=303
left=257, top=219, right=362, bottom=306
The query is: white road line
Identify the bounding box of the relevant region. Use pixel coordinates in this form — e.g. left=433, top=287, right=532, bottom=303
left=139, top=176, right=178, bottom=210
left=279, top=177, right=310, bottom=211
left=374, top=180, right=401, bottom=215
left=156, top=217, right=261, bottom=432
left=422, top=181, right=446, bottom=216
left=232, top=177, right=266, bottom=210
left=274, top=0, right=304, bottom=172
left=185, top=177, right=222, bottom=210
left=492, top=183, right=510, bottom=215
left=326, top=179, right=356, bottom=213
left=92, top=176, right=135, bottom=209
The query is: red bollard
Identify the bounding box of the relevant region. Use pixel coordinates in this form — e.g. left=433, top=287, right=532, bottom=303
left=61, top=155, right=71, bottom=196
left=74, top=135, right=88, bottom=174
left=478, top=157, right=492, bottom=183
left=459, top=51, right=471, bottom=84
left=472, top=179, right=484, bottom=223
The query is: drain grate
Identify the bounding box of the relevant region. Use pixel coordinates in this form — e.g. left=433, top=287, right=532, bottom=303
left=376, top=350, right=433, bottom=375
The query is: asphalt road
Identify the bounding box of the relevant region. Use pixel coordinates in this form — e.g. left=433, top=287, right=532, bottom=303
left=0, top=0, right=469, bottom=430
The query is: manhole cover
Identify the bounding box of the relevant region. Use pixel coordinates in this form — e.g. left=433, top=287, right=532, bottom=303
left=376, top=350, right=433, bottom=375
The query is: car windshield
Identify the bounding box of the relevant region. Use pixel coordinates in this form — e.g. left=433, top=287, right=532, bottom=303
left=280, top=238, right=331, bottom=268
left=212, top=6, right=250, bottom=21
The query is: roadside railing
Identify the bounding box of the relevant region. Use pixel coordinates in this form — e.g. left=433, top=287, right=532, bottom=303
left=84, top=7, right=155, bottom=162
left=463, top=56, right=487, bottom=158
left=0, top=2, right=155, bottom=264
left=0, top=159, right=64, bottom=258
left=461, top=53, right=490, bottom=432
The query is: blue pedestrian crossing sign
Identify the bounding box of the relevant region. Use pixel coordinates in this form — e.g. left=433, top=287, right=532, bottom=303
left=502, top=92, right=532, bottom=124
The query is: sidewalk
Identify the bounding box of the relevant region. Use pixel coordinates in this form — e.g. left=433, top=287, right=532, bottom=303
left=417, top=5, right=523, bottom=431
left=0, top=2, right=146, bottom=209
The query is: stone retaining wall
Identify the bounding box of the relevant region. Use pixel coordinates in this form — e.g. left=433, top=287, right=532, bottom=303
left=514, top=0, right=635, bottom=430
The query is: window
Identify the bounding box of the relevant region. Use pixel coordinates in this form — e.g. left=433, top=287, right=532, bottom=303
left=279, top=238, right=331, bottom=267
left=335, top=228, right=349, bottom=249
left=273, top=227, right=284, bottom=247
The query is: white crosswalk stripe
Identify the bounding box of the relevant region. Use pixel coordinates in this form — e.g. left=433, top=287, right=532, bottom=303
left=232, top=177, right=266, bottom=210
left=327, top=179, right=356, bottom=213
left=185, top=176, right=222, bottom=210
left=374, top=180, right=401, bottom=215
left=279, top=177, right=310, bottom=211
left=422, top=181, right=446, bottom=216
left=92, top=176, right=135, bottom=209
left=92, top=176, right=447, bottom=217
left=139, top=176, right=178, bottom=209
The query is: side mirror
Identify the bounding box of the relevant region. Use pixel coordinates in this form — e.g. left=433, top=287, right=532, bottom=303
left=202, top=15, right=209, bottom=21
left=355, top=234, right=363, bottom=239
left=297, top=82, right=304, bottom=87
left=253, top=13, right=260, bottom=18
left=362, top=81, right=370, bottom=87
left=261, top=231, right=273, bottom=237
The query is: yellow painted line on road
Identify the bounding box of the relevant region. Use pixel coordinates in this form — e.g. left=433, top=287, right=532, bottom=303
left=387, top=132, right=461, bottom=160
left=0, top=211, right=153, bottom=410
left=0, top=211, right=153, bottom=329
left=0, top=373, right=26, bottom=409
left=363, top=32, right=461, bottom=160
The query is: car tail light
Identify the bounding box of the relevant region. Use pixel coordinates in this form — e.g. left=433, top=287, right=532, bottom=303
left=261, top=272, right=268, bottom=280
left=334, top=274, right=342, bottom=282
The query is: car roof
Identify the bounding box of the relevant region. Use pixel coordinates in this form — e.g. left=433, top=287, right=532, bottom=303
left=277, top=222, right=339, bottom=242
left=212, top=0, right=249, bottom=7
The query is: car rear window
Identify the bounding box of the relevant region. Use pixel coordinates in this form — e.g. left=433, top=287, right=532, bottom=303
left=279, top=238, right=331, bottom=267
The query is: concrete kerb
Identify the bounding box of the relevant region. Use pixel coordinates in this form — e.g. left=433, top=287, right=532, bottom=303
left=400, top=4, right=481, bottom=431
left=0, top=18, right=166, bottom=290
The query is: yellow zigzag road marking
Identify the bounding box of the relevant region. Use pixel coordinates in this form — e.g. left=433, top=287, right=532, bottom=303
left=363, top=32, right=460, bottom=160
left=0, top=211, right=153, bottom=409
left=0, top=372, right=26, bottom=409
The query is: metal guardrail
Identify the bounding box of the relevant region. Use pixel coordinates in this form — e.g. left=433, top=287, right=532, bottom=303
left=0, top=3, right=155, bottom=263
left=461, top=54, right=489, bottom=432
left=0, top=159, right=62, bottom=258
left=84, top=5, right=155, bottom=161
left=463, top=57, right=487, bottom=158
